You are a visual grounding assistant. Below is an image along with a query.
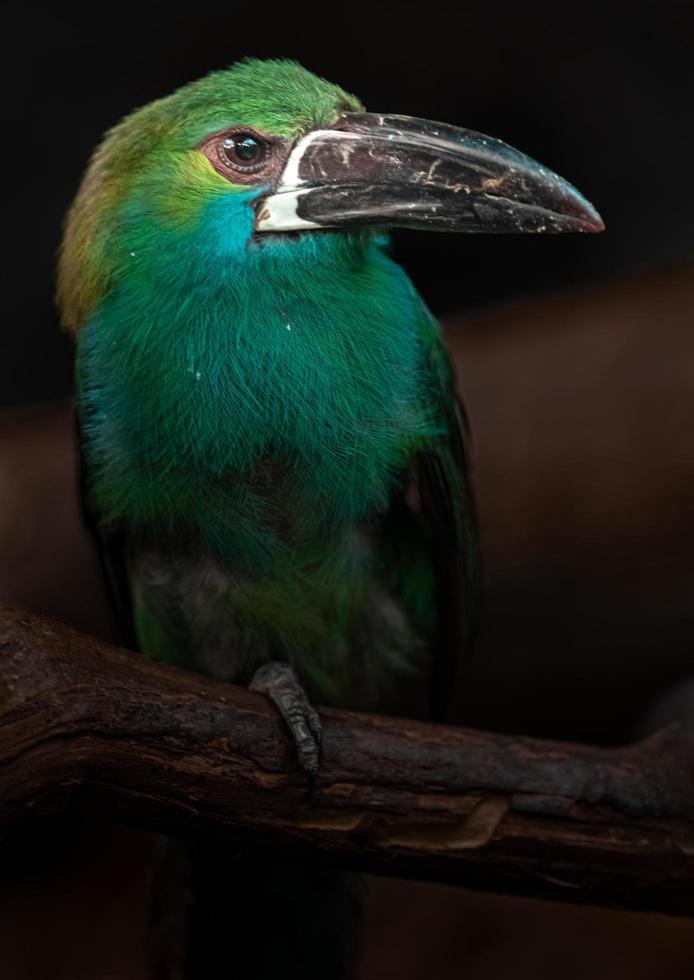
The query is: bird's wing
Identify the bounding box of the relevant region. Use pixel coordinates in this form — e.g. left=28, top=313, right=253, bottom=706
left=383, top=309, right=482, bottom=722
left=419, top=318, right=482, bottom=719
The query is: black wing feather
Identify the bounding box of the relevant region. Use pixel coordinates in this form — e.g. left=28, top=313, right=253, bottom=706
left=416, top=326, right=483, bottom=721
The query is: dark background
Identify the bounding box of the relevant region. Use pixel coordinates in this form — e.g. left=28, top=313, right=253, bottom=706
left=2, top=0, right=692, bottom=407
left=2, top=5, right=694, bottom=978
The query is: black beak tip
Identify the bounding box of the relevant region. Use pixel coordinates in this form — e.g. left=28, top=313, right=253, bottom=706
left=560, top=180, right=605, bottom=233
left=578, top=204, right=605, bottom=234
left=546, top=179, right=605, bottom=234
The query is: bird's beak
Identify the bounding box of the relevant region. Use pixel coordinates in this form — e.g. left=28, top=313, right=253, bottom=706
left=255, top=112, right=604, bottom=235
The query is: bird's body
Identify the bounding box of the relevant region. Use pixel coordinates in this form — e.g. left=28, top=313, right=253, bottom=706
left=58, top=57, right=601, bottom=978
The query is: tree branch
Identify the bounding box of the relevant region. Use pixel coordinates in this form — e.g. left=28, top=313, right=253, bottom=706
left=1, top=606, right=692, bottom=915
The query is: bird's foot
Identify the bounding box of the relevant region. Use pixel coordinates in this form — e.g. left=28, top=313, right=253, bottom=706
left=250, top=662, right=322, bottom=790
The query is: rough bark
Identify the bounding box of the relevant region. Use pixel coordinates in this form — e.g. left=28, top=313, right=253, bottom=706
left=1, top=607, right=692, bottom=915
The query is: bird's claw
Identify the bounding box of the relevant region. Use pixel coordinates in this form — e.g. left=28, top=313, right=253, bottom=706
left=250, top=662, right=322, bottom=791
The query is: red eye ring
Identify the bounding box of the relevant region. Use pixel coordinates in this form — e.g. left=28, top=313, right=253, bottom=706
left=200, top=126, right=285, bottom=186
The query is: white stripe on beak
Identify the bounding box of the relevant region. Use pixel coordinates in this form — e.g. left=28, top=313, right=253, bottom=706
left=256, top=187, right=321, bottom=232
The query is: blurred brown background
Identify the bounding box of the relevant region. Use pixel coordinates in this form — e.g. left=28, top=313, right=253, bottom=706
left=1, top=0, right=693, bottom=977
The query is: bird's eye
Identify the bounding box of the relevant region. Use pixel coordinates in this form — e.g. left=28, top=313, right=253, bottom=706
left=200, top=126, right=279, bottom=185
left=221, top=132, right=267, bottom=171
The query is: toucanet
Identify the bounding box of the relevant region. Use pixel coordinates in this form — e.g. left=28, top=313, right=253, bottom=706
left=58, top=57, right=602, bottom=790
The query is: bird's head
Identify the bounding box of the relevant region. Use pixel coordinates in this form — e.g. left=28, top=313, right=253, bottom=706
left=58, top=58, right=603, bottom=332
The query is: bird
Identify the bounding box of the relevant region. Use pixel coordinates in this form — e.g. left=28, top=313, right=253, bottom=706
left=57, top=57, right=603, bottom=977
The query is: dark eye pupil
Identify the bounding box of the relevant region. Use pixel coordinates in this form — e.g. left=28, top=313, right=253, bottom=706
left=236, top=136, right=259, bottom=160
left=223, top=133, right=262, bottom=166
